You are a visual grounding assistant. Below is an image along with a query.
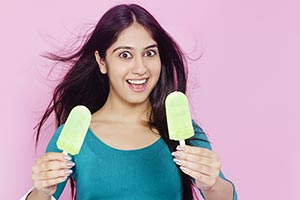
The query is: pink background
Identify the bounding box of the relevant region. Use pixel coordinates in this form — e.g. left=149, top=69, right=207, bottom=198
left=1, top=0, right=299, bottom=199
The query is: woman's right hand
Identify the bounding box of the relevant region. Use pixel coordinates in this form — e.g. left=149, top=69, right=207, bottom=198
left=31, top=152, right=75, bottom=197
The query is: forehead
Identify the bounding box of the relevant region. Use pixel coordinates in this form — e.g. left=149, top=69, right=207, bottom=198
left=110, top=23, right=157, bottom=49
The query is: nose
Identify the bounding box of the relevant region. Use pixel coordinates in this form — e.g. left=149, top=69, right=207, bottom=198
left=132, top=56, right=147, bottom=75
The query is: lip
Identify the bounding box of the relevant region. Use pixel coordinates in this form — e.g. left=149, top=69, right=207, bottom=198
left=126, top=78, right=149, bottom=92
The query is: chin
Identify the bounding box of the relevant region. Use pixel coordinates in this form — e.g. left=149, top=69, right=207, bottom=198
left=126, top=95, right=151, bottom=105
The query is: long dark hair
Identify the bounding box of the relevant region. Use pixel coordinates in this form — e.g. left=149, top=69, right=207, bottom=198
left=36, top=4, right=198, bottom=200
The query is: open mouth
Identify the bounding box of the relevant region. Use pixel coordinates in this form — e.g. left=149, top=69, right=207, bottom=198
left=126, top=78, right=148, bottom=92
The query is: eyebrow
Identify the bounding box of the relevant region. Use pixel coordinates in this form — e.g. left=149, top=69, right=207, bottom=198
left=112, top=44, right=158, bottom=53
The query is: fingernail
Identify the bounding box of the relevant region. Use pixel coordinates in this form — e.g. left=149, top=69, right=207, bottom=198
left=67, top=162, right=75, bottom=167
left=64, top=155, right=72, bottom=161
left=171, top=152, right=180, bottom=158
left=180, top=166, right=187, bottom=171
left=65, top=169, right=73, bottom=174
left=173, top=158, right=181, bottom=164
left=61, top=176, right=68, bottom=182
left=176, top=145, right=184, bottom=151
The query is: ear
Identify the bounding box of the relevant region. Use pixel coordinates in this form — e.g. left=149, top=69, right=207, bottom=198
left=94, top=51, right=107, bottom=74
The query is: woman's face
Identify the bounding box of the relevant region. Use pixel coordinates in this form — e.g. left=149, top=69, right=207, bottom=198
left=96, top=22, right=161, bottom=107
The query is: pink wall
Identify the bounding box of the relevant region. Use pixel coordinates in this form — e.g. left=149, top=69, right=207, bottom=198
left=1, top=0, right=299, bottom=199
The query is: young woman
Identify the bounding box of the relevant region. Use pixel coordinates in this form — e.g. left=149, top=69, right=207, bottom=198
left=26, top=4, right=237, bottom=200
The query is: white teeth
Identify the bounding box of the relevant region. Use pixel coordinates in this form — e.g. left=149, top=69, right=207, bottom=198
left=127, top=79, right=147, bottom=85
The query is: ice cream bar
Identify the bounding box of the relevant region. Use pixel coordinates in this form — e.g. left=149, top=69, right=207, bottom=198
left=56, top=105, right=91, bottom=155
left=165, top=91, right=194, bottom=145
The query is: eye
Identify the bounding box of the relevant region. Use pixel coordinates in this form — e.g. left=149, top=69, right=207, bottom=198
left=144, top=50, right=156, bottom=57
left=119, top=51, right=132, bottom=59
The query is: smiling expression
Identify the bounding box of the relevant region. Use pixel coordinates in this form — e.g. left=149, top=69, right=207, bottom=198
left=95, top=22, right=162, bottom=107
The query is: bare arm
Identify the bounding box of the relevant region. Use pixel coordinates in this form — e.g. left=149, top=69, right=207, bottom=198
left=200, top=176, right=234, bottom=200
left=26, top=188, right=53, bottom=200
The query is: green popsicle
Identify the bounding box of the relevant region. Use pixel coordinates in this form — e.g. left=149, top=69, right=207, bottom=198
left=56, top=105, right=91, bottom=155
left=165, top=91, right=194, bottom=145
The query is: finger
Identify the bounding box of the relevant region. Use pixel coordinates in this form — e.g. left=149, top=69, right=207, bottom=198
left=40, top=160, right=75, bottom=171
left=37, top=152, right=72, bottom=165
left=174, top=158, right=219, bottom=178
left=172, top=151, right=220, bottom=168
left=33, top=169, right=73, bottom=180
left=177, top=145, right=219, bottom=160
left=32, top=160, right=75, bottom=175
left=34, top=176, right=68, bottom=190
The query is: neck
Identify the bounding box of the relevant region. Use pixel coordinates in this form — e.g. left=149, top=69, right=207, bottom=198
left=98, top=94, right=151, bottom=123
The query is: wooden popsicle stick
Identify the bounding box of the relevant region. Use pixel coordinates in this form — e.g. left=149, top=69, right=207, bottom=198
left=179, top=140, right=186, bottom=146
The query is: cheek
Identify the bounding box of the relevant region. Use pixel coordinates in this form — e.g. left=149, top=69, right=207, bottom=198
left=107, top=61, right=130, bottom=76
left=152, top=60, right=162, bottom=77
left=155, top=67, right=162, bottom=78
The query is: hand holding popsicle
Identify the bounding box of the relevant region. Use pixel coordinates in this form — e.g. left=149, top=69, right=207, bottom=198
left=30, top=105, right=91, bottom=198
left=31, top=152, right=75, bottom=197
left=172, top=145, right=221, bottom=191
left=165, top=92, right=222, bottom=191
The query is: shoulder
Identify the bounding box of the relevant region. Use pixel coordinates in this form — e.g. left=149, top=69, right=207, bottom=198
left=46, top=124, right=65, bottom=153
left=189, top=120, right=212, bottom=150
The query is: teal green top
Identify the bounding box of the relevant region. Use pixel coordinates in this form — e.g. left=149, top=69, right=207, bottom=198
left=46, top=121, right=237, bottom=199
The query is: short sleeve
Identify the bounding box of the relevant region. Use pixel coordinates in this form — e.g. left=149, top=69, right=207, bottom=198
left=189, top=120, right=238, bottom=200
left=46, top=125, right=74, bottom=199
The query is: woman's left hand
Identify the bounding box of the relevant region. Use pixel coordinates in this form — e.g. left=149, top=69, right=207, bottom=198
left=171, top=145, right=221, bottom=191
